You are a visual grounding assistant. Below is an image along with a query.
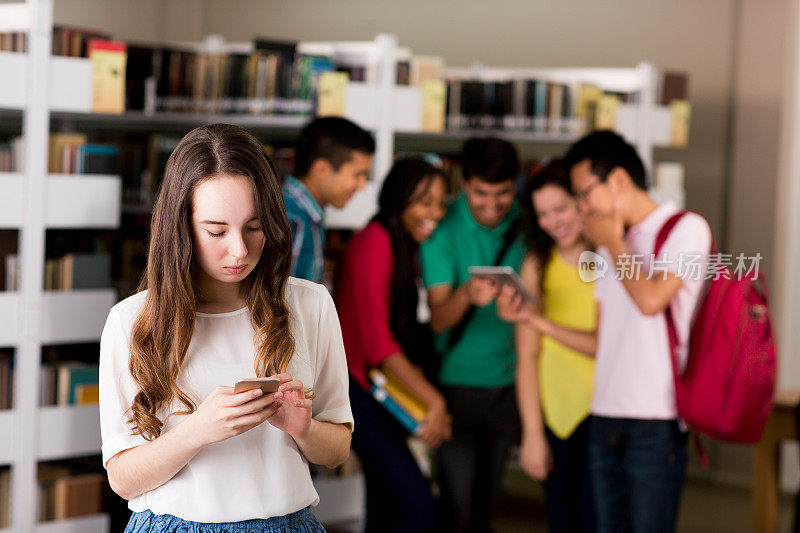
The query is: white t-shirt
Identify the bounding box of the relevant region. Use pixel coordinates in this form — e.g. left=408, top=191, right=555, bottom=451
left=99, top=277, right=354, bottom=523
left=592, top=202, right=712, bottom=420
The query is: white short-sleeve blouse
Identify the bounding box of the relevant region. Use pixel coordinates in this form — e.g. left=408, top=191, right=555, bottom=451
left=99, top=277, right=354, bottom=523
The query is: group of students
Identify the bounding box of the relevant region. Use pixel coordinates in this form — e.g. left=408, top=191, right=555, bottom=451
left=97, top=114, right=710, bottom=533
left=282, top=117, right=711, bottom=533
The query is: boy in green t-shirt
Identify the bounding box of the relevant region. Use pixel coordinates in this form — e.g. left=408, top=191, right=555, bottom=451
left=421, top=137, right=526, bottom=532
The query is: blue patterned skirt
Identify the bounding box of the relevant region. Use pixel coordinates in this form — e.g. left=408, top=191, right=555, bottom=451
left=124, top=508, right=326, bottom=533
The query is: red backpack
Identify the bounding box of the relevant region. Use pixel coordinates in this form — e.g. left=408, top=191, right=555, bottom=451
left=655, top=212, right=776, bottom=444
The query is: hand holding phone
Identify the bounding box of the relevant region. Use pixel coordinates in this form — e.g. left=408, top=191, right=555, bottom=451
left=234, top=377, right=281, bottom=395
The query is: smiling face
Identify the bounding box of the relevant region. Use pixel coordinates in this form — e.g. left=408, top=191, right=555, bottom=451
left=317, top=150, right=372, bottom=209
left=400, top=175, right=447, bottom=243
left=463, top=176, right=516, bottom=228
left=532, top=184, right=583, bottom=248
left=191, top=174, right=266, bottom=293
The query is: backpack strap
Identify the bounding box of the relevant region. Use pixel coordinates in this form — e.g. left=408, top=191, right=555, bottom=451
left=655, top=210, right=712, bottom=468
left=654, top=211, right=690, bottom=380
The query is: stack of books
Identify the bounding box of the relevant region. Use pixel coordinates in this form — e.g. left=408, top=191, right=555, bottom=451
left=368, top=368, right=428, bottom=436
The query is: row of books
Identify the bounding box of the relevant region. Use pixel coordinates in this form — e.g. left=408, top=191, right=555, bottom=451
left=368, top=368, right=430, bottom=436
left=128, top=39, right=335, bottom=115
left=4, top=252, right=111, bottom=292
left=40, top=361, right=99, bottom=407
left=0, top=32, right=25, bottom=53
left=445, top=80, right=627, bottom=134
left=47, top=133, right=118, bottom=175
left=0, top=134, right=119, bottom=174
left=444, top=71, right=688, bottom=135
left=118, top=133, right=296, bottom=211
left=38, top=462, right=105, bottom=522
left=0, top=25, right=110, bottom=57
left=0, top=356, right=99, bottom=409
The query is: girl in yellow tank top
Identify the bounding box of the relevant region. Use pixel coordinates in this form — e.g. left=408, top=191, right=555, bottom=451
left=497, top=159, right=598, bottom=532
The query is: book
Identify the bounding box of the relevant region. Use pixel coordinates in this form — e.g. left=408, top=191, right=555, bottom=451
left=532, top=80, right=548, bottom=132
left=37, top=464, right=72, bottom=521
left=77, top=144, right=118, bottom=175
left=368, top=368, right=427, bottom=422
left=0, top=350, right=13, bottom=409
left=421, top=80, right=446, bottom=133
left=317, top=71, right=349, bottom=117
left=41, top=363, right=57, bottom=406
left=576, top=84, right=602, bottom=132
left=546, top=83, right=564, bottom=134
left=0, top=231, right=17, bottom=292
left=61, top=253, right=112, bottom=291
left=446, top=79, right=462, bottom=130
left=56, top=363, right=99, bottom=406
left=4, top=253, right=17, bottom=292
left=370, top=384, right=419, bottom=435
left=88, top=39, right=128, bottom=114
left=48, top=134, right=87, bottom=174
left=660, top=71, right=689, bottom=105
left=0, top=467, right=9, bottom=528
left=595, top=93, right=621, bottom=130
left=410, top=56, right=444, bottom=87
left=460, top=81, right=486, bottom=129
left=670, top=99, right=691, bottom=147
left=53, top=473, right=105, bottom=520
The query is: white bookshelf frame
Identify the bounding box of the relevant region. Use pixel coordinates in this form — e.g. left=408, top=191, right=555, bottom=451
left=0, top=173, right=121, bottom=229
left=1, top=2, right=116, bottom=532
left=37, top=406, right=101, bottom=462
left=0, top=52, right=93, bottom=112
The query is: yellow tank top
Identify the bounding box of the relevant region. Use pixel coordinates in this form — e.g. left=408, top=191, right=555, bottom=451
left=539, top=249, right=596, bottom=439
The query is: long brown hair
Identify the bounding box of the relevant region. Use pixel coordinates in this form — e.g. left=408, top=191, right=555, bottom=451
left=128, top=124, right=295, bottom=440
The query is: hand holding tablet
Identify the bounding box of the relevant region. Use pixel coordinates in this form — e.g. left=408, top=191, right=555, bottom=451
left=467, top=266, right=537, bottom=304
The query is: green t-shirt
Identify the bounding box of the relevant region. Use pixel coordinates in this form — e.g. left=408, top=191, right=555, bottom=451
left=421, top=194, right=527, bottom=388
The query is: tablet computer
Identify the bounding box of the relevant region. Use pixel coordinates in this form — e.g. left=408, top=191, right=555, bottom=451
left=467, top=266, right=537, bottom=303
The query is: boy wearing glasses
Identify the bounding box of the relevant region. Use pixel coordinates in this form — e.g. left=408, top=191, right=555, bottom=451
left=565, top=131, right=711, bottom=533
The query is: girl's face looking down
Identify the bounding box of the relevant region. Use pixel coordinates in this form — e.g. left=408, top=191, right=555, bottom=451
left=532, top=183, right=583, bottom=249
left=191, top=174, right=266, bottom=290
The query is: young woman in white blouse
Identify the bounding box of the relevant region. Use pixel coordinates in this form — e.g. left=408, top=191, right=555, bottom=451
left=99, top=124, right=353, bottom=533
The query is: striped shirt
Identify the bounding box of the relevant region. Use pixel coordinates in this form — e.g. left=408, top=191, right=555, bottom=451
left=282, top=176, right=326, bottom=283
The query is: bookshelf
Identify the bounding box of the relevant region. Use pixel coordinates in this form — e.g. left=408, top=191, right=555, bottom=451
left=0, top=1, right=120, bottom=531
left=0, top=3, right=690, bottom=529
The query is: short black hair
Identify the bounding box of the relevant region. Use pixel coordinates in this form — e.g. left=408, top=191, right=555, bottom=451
left=461, top=137, right=519, bottom=184
left=294, top=117, right=375, bottom=178
left=564, top=130, right=647, bottom=190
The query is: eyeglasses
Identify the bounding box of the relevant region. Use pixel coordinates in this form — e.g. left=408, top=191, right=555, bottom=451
left=575, top=180, right=602, bottom=203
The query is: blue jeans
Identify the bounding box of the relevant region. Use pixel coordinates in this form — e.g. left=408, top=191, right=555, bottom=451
left=588, top=416, right=687, bottom=533
left=124, top=507, right=325, bottom=533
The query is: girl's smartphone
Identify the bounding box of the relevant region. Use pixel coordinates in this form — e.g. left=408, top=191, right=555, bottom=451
left=233, top=377, right=280, bottom=395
